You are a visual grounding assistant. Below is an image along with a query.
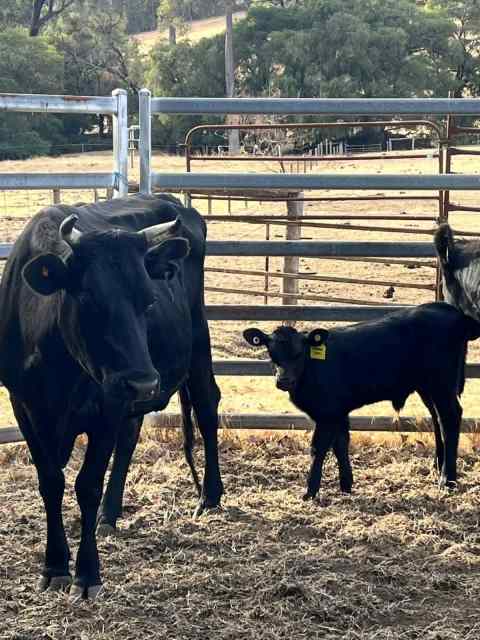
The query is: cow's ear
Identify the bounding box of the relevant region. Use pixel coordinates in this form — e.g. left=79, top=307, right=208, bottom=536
left=22, top=253, right=69, bottom=296
left=243, top=328, right=269, bottom=347
left=307, top=328, right=329, bottom=346
left=145, top=238, right=190, bottom=280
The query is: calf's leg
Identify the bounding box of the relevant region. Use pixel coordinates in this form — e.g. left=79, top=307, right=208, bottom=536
left=432, top=395, right=462, bottom=489
left=178, top=384, right=202, bottom=497
left=332, top=420, right=353, bottom=493
left=419, top=392, right=444, bottom=474
left=304, top=421, right=338, bottom=500
left=97, top=417, right=142, bottom=535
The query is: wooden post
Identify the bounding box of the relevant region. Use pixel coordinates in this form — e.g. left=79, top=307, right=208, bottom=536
left=52, top=189, right=60, bottom=204
left=282, top=192, right=303, bottom=314
left=106, top=187, right=114, bottom=200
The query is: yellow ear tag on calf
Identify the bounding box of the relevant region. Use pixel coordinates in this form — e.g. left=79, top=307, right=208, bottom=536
left=310, top=344, right=327, bottom=360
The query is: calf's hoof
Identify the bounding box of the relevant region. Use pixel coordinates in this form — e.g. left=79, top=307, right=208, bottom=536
left=36, top=574, right=72, bottom=593
left=69, top=581, right=103, bottom=602
left=438, top=476, right=458, bottom=491
left=302, top=492, right=316, bottom=501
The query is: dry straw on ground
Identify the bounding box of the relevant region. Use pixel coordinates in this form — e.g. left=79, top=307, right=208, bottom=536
left=1, top=430, right=480, bottom=640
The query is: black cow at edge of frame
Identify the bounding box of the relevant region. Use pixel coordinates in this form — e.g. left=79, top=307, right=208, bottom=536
left=0, top=193, right=223, bottom=600
left=244, top=303, right=480, bottom=501
left=434, top=222, right=480, bottom=321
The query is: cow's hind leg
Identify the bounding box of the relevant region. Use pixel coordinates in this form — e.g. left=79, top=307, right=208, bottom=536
left=71, top=426, right=116, bottom=600
left=186, top=366, right=223, bottom=516
left=97, top=417, right=142, bottom=536
left=332, top=419, right=353, bottom=494
left=10, top=396, right=71, bottom=592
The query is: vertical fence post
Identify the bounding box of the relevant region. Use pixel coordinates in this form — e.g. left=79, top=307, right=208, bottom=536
left=264, top=222, right=270, bottom=305
left=282, top=192, right=303, bottom=313
left=112, top=89, right=128, bottom=198
left=139, top=88, right=152, bottom=195
left=52, top=189, right=60, bottom=204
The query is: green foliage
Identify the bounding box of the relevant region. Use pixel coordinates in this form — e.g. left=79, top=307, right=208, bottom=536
left=0, top=27, right=65, bottom=158
left=147, top=36, right=225, bottom=144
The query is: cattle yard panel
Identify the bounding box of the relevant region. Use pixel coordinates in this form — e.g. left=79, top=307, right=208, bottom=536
left=184, top=119, right=445, bottom=305
left=0, top=91, right=129, bottom=198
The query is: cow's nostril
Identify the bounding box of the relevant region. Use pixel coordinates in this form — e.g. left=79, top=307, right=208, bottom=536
left=126, top=377, right=159, bottom=399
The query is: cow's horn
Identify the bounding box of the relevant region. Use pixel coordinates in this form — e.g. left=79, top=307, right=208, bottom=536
left=142, top=217, right=181, bottom=249
left=59, top=214, right=82, bottom=245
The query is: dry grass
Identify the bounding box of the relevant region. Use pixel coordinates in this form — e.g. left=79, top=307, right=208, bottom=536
left=132, top=11, right=247, bottom=52
left=1, top=431, right=480, bottom=639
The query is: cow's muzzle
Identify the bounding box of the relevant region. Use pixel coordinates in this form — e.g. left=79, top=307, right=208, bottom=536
left=103, top=370, right=160, bottom=404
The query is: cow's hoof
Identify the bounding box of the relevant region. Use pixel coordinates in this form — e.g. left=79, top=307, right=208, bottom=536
left=69, top=582, right=103, bottom=602
left=97, top=522, right=116, bottom=537
left=193, top=500, right=221, bottom=518
left=302, top=492, right=314, bottom=501
left=36, top=575, right=71, bottom=593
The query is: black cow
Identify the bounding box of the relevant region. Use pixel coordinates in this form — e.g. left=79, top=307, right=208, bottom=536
left=244, top=303, right=478, bottom=500
left=434, top=223, right=480, bottom=320
left=0, top=194, right=223, bottom=599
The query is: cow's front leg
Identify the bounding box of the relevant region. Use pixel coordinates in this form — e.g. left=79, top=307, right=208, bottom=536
left=303, top=421, right=337, bottom=500
left=97, top=417, right=142, bottom=536
left=70, top=427, right=116, bottom=600
left=10, top=396, right=71, bottom=592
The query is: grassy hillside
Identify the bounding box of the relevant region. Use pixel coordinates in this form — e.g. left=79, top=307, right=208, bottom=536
left=133, top=11, right=247, bottom=52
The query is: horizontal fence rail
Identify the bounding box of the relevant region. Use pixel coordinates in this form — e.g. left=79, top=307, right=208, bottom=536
left=0, top=241, right=437, bottom=261
left=151, top=172, right=480, bottom=191
left=0, top=93, right=117, bottom=114
left=0, top=173, right=115, bottom=190
left=151, top=97, right=480, bottom=116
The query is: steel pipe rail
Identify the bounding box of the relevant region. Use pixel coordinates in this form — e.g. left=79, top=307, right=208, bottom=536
left=0, top=173, right=115, bottom=190
left=151, top=172, right=480, bottom=191
left=205, top=304, right=410, bottom=322
left=0, top=240, right=437, bottom=261
left=151, top=97, right=480, bottom=116
left=0, top=93, right=117, bottom=114
left=212, top=359, right=480, bottom=378
left=206, top=240, right=435, bottom=257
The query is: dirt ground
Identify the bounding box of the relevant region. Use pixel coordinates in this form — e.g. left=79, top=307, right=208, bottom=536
left=1, top=149, right=480, bottom=638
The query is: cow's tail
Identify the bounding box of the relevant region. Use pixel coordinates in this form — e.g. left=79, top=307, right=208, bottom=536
left=434, top=223, right=454, bottom=265
left=178, top=385, right=202, bottom=497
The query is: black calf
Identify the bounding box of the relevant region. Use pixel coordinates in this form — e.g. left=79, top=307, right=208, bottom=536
left=244, top=303, right=478, bottom=499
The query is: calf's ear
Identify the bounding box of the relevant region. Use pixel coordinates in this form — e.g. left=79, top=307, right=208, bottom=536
left=22, top=253, right=69, bottom=296
left=307, top=328, right=329, bottom=346
left=145, top=237, right=190, bottom=280
left=243, top=328, right=269, bottom=347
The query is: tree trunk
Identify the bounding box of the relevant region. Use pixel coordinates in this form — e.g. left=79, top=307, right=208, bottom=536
left=225, top=2, right=240, bottom=154
left=169, top=24, right=177, bottom=45
left=30, top=0, right=44, bottom=36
